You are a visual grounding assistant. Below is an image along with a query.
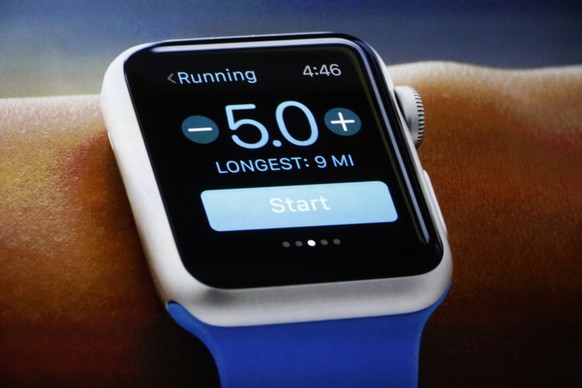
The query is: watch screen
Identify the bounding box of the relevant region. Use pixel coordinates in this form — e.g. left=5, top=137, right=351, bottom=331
left=124, top=35, right=443, bottom=288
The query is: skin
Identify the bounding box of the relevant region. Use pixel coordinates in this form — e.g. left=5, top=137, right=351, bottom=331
left=1, top=62, right=581, bottom=386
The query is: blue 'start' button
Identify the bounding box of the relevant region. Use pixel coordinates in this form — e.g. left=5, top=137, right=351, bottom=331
left=201, top=181, right=398, bottom=232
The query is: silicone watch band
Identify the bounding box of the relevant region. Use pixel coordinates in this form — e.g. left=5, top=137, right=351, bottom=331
left=167, top=289, right=447, bottom=388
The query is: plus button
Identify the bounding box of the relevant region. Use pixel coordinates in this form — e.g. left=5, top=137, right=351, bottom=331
left=330, top=112, right=356, bottom=132
left=325, top=108, right=362, bottom=136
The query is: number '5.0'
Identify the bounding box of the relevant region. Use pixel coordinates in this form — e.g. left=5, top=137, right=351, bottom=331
left=225, top=101, right=318, bottom=149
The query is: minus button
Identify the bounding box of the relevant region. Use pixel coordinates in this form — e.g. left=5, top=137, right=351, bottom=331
left=181, top=115, right=219, bottom=144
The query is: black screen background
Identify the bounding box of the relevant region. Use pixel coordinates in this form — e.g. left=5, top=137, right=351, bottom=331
left=124, top=38, right=443, bottom=288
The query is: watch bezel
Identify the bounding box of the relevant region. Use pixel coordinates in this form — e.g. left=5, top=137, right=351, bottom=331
left=100, top=33, right=452, bottom=327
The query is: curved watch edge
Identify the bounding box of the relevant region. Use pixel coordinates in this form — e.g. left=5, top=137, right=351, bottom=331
left=100, top=34, right=452, bottom=328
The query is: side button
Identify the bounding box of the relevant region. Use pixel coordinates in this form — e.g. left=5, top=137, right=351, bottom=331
left=422, top=170, right=448, bottom=236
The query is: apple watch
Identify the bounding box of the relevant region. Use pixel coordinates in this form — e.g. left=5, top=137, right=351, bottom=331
left=100, top=33, right=451, bottom=387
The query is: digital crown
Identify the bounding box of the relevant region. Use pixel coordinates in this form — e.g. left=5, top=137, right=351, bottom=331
left=394, top=86, right=425, bottom=148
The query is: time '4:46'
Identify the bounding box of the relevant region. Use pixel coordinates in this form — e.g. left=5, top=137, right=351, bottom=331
left=303, top=64, right=342, bottom=77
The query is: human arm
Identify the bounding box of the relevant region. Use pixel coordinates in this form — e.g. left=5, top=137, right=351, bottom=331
left=1, top=62, right=580, bottom=386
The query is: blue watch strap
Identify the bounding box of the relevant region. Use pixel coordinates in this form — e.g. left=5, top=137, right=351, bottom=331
left=168, top=290, right=447, bottom=388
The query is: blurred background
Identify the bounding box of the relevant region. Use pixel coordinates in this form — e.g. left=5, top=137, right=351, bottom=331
left=1, top=0, right=581, bottom=98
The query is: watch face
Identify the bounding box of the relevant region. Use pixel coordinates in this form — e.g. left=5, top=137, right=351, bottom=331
left=124, top=35, right=443, bottom=288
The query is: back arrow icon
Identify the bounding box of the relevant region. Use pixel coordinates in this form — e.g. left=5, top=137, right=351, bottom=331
left=167, top=73, right=176, bottom=84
